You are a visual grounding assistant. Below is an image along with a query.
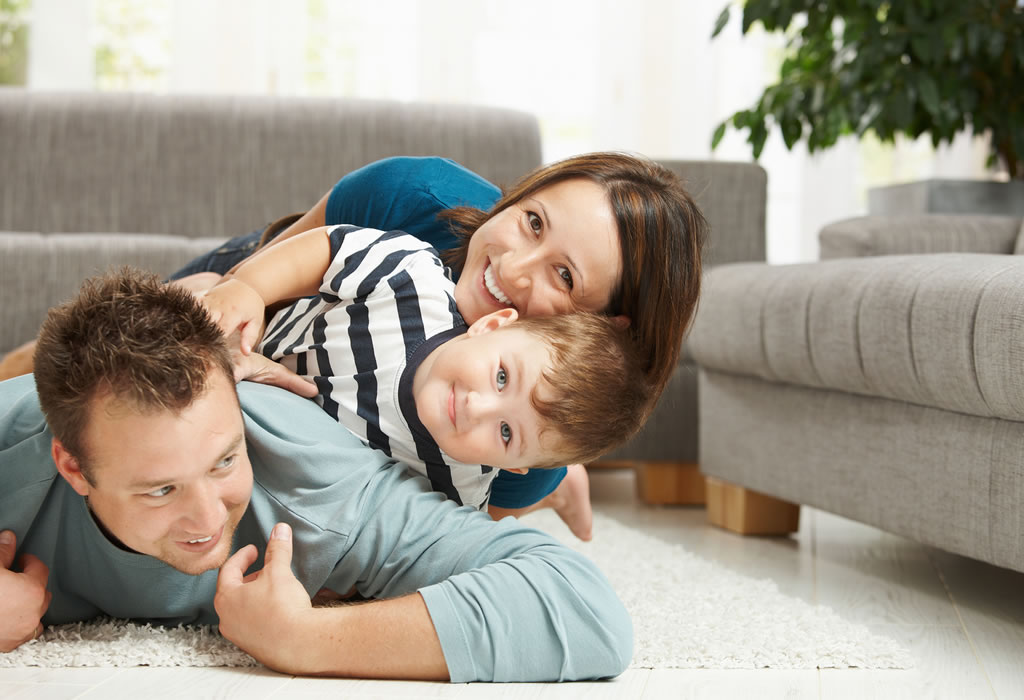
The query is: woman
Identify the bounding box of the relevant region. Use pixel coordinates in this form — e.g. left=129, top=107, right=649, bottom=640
left=3, top=153, right=707, bottom=539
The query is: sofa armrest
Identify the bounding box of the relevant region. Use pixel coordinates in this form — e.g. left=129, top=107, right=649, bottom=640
left=0, top=232, right=224, bottom=353
left=689, top=254, right=1024, bottom=423
left=819, top=215, right=1022, bottom=259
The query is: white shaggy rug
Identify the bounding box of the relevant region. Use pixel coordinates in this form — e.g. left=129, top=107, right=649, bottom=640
left=1, top=511, right=911, bottom=670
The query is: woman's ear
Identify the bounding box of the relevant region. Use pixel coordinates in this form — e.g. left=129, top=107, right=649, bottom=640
left=467, top=307, right=519, bottom=336
left=52, top=438, right=92, bottom=497
left=610, top=314, right=631, bottom=330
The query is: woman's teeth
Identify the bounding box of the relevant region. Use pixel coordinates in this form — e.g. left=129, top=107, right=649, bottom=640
left=484, top=265, right=512, bottom=306
left=188, top=536, right=212, bottom=544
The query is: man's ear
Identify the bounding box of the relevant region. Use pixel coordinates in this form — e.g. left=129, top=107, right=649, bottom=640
left=503, top=467, right=529, bottom=475
left=52, top=438, right=91, bottom=497
left=467, top=307, right=519, bottom=336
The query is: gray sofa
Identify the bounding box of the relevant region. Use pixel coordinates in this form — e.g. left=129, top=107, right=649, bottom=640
left=0, top=90, right=767, bottom=503
left=690, top=214, right=1024, bottom=573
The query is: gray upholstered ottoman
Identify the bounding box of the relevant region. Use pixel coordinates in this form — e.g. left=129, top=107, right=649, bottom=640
left=689, top=240, right=1024, bottom=573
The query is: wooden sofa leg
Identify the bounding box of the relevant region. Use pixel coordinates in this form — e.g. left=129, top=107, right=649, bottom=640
left=705, top=477, right=800, bottom=535
left=589, top=460, right=706, bottom=505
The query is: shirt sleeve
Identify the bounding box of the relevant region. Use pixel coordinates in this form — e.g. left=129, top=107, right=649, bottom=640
left=334, top=463, right=633, bottom=682
left=324, top=156, right=501, bottom=256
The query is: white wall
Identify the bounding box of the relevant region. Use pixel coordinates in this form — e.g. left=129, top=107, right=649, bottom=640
left=23, top=0, right=992, bottom=263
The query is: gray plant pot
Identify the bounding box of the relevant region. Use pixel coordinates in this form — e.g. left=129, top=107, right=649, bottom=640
left=868, top=179, right=1024, bottom=216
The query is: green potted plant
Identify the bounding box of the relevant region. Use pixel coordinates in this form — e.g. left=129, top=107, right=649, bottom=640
left=711, top=0, right=1024, bottom=215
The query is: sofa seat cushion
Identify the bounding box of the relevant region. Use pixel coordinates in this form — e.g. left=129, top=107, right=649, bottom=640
left=690, top=253, right=1024, bottom=423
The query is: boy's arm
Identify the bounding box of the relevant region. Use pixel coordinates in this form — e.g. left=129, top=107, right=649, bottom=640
left=203, top=227, right=333, bottom=353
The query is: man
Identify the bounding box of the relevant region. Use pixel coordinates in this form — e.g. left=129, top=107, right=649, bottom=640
left=0, top=268, right=632, bottom=681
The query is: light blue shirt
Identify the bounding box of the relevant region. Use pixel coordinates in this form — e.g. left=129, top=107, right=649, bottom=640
left=0, top=374, right=631, bottom=682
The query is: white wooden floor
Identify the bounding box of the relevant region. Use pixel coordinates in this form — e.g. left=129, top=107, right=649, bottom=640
left=2, top=469, right=1022, bottom=700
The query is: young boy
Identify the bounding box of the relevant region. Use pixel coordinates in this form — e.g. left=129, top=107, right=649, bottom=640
left=202, top=225, right=649, bottom=509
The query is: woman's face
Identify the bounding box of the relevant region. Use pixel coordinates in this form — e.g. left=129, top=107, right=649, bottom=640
left=455, top=178, right=622, bottom=325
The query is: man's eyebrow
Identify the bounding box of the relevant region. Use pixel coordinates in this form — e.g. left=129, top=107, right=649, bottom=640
left=127, top=433, right=244, bottom=490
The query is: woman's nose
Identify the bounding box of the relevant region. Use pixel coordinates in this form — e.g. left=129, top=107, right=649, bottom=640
left=502, top=248, right=542, bottom=290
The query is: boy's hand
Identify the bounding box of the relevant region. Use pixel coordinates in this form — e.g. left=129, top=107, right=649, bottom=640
left=235, top=353, right=318, bottom=399
left=0, top=531, right=52, bottom=652
left=201, top=279, right=267, bottom=355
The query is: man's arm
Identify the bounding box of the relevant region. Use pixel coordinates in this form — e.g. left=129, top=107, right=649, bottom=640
left=215, top=523, right=448, bottom=679
left=217, top=467, right=631, bottom=682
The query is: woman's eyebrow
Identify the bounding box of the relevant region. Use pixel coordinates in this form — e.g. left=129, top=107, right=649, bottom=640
left=537, top=198, right=584, bottom=296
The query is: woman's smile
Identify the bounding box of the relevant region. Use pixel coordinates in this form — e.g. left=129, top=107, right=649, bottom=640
left=483, top=263, right=512, bottom=307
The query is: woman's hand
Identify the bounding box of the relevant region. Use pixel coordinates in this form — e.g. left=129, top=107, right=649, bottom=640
left=201, top=279, right=267, bottom=355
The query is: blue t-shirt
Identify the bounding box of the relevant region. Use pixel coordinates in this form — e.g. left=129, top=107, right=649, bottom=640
left=325, top=156, right=500, bottom=273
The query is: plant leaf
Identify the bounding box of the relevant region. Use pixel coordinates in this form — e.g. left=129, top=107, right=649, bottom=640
left=712, top=5, right=730, bottom=38
left=917, top=75, right=941, bottom=117
left=711, top=121, right=728, bottom=150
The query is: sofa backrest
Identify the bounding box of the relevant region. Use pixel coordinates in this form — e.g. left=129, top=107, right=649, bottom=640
left=0, top=90, right=542, bottom=237
left=659, top=160, right=767, bottom=268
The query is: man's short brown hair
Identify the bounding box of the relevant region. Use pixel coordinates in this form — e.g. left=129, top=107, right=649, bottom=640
left=34, top=267, right=236, bottom=480
left=517, top=313, right=652, bottom=468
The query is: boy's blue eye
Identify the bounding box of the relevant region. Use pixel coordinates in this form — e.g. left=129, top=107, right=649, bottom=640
left=146, top=486, right=174, bottom=498
left=558, top=266, right=574, bottom=290
left=500, top=422, right=512, bottom=445
left=496, top=366, right=508, bottom=390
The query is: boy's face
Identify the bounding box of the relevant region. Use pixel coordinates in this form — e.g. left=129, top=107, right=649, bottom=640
left=52, top=370, right=253, bottom=576
left=413, top=309, right=563, bottom=471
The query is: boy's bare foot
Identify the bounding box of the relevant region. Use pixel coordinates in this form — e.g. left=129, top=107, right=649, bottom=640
left=486, top=464, right=594, bottom=541
left=0, top=339, right=37, bottom=381
left=541, top=463, right=593, bottom=542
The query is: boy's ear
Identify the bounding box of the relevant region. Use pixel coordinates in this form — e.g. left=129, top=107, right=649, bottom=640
left=52, top=438, right=92, bottom=497
left=466, top=307, right=519, bottom=336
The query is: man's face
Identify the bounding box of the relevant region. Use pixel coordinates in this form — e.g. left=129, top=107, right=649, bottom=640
left=413, top=310, right=564, bottom=471
left=67, top=371, right=252, bottom=575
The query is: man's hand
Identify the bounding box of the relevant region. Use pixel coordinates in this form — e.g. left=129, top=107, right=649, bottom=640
left=215, top=523, right=316, bottom=674
left=201, top=278, right=267, bottom=355
left=233, top=353, right=318, bottom=399
left=0, top=531, right=52, bottom=652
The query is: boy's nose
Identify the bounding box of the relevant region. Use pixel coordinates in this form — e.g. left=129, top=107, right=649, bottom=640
left=465, top=390, right=498, bottom=421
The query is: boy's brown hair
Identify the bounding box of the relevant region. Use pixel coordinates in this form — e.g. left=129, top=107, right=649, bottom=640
left=34, top=267, right=236, bottom=482
left=515, top=313, right=652, bottom=469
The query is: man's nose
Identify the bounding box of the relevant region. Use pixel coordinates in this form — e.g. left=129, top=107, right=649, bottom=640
left=182, top=482, right=227, bottom=532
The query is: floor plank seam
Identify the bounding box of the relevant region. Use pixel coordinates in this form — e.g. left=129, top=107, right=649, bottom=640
left=929, top=551, right=999, bottom=699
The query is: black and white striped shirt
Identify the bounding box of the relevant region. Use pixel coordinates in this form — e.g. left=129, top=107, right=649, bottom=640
left=257, top=225, right=495, bottom=509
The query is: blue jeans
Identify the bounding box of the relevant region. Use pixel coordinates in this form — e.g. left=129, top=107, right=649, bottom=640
left=168, top=228, right=264, bottom=280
